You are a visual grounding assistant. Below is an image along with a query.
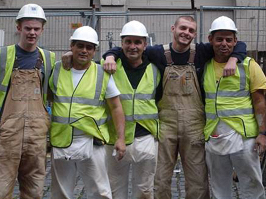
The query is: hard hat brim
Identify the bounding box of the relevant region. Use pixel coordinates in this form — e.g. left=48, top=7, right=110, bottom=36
left=209, top=28, right=238, bottom=34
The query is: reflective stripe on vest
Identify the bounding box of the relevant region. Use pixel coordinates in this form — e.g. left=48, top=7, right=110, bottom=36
left=0, top=47, right=7, bottom=94
left=52, top=115, right=107, bottom=126
left=203, top=57, right=258, bottom=139
left=0, top=47, right=8, bottom=110
left=42, top=48, right=52, bottom=102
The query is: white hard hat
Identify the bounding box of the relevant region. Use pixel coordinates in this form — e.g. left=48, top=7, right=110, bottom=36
left=70, top=26, right=99, bottom=45
left=120, top=20, right=148, bottom=38
left=16, top=4, right=46, bottom=22
left=209, top=16, right=238, bottom=33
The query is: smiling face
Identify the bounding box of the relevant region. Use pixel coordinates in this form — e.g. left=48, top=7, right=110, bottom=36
left=71, top=40, right=96, bottom=70
left=171, top=17, right=197, bottom=51
left=121, top=36, right=147, bottom=67
left=17, top=19, right=44, bottom=51
left=208, top=30, right=237, bottom=63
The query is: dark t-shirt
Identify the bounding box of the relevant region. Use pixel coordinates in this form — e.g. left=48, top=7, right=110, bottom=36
left=15, top=44, right=39, bottom=69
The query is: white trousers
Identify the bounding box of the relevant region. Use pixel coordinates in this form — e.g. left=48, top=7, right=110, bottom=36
left=105, top=134, right=158, bottom=199
left=51, top=145, right=112, bottom=199
left=206, top=138, right=265, bottom=199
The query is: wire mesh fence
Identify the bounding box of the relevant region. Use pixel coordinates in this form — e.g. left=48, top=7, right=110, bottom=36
left=0, top=7, right=265, bottom=63
left=0, top=9, right=194, bottom=61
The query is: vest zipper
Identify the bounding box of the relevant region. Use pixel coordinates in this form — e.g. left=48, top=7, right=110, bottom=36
left=215, top=77, right=222, bottom=118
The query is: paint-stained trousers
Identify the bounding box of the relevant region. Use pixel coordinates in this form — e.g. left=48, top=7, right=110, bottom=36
left=106, top=134, right=158, bottom=199
left=206, top=138, right=266, bottom=199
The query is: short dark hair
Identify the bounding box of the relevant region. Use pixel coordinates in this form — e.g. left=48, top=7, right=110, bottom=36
left=70, top=40, right=96, bottom=49
left=210, top=30, right=237, bottom=38
left=174, top=16, right=196, bottom=27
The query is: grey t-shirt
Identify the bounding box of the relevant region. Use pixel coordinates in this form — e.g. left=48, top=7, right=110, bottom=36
left=15, top=44, right=40, bottom=69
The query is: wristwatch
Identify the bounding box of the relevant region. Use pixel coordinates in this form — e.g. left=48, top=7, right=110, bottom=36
left=259, top=131, right=266, bottom=136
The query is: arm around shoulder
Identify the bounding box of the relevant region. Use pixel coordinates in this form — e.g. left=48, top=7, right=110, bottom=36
left=223, top=41, right=247, bottom=77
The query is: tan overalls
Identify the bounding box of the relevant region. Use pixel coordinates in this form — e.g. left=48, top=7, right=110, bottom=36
left=154, top=44, right=210, bottom=199
left=0, top=58, right=50, bottom=199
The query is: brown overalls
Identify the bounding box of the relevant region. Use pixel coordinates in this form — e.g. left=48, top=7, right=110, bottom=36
left=154, top=44, right=210, bottom=199
left=0, top=59, right=50, bottom=199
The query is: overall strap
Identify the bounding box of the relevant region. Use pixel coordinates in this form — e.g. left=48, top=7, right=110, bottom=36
left=163, top=44, right=173, bottom=65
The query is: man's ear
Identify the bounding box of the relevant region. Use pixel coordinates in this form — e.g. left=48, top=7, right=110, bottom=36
left=234, top=36, right=238, bottom=46
left=17, top=25, right=21, bottom=32
left=70, top=43, right=74, bottom=51
left=121, top=38, right=124, bottom=48
left=171, top=25, right=175, bottom=33
left=144, top=42, right=147, bottom=50
left=143, top=38, right=148, bottom=50
left=208, top=34, right=213, bottom=44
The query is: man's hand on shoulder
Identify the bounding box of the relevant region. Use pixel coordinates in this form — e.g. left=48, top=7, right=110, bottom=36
left=223, top=57, right=237, bottom=77
left=62, top=51, right=73, bottom=70
left=103, top=55, right=117, bottom=74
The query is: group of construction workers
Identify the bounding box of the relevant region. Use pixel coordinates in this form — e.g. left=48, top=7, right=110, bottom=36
left=0, top=2, right=266, bottom=199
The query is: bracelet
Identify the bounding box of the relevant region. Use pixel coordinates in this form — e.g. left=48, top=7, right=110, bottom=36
left=259, top=131, right=266, bottom=136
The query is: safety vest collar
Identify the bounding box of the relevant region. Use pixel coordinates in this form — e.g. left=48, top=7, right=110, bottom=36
left=125, top=113, right=158, bottom=121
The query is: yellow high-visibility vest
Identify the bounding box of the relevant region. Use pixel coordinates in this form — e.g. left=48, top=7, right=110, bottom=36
left=107, top=59, right=160, bottom=144
left=203, top=57, right=258, bottom=140
left=49, top=61, right=110, bottom=148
